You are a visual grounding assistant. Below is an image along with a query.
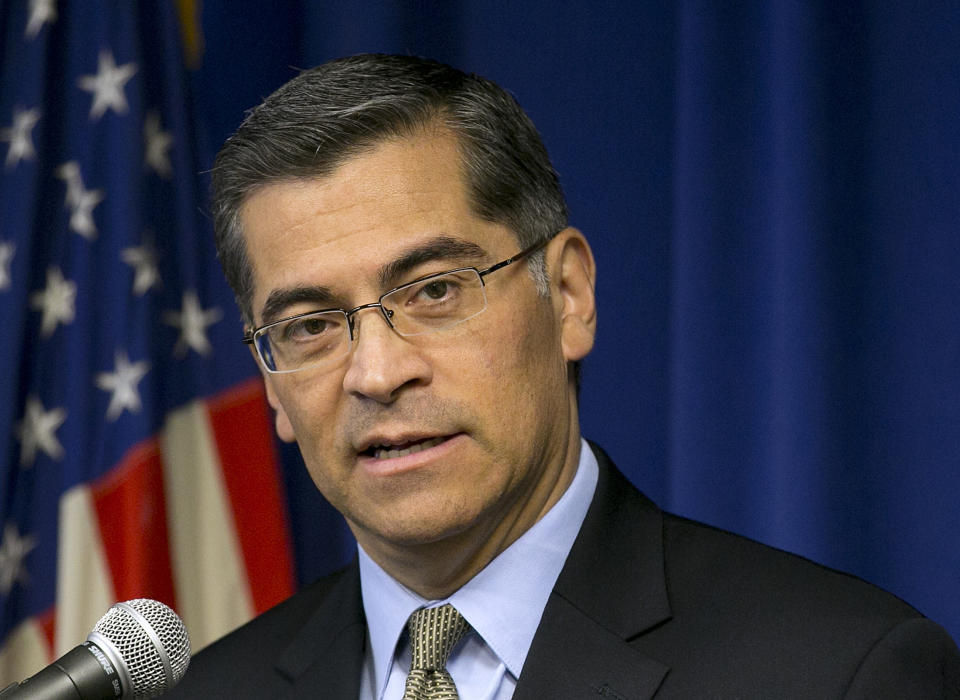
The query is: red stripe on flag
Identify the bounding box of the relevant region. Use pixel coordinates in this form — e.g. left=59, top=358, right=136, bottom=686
left=38, top=606, right=56, bottom=660
left=90, top=440, right=178, bottom=610
left=206, top=379, right=295, bottom=613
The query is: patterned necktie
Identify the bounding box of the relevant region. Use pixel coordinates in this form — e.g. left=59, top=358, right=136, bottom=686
left=402, top=604, right=470, bottom=700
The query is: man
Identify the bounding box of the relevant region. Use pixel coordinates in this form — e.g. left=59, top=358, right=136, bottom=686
left=169, top=54, right=960, bottom=698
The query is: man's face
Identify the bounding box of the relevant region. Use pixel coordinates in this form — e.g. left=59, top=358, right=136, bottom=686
left=240, top=128, right=590, bottom=563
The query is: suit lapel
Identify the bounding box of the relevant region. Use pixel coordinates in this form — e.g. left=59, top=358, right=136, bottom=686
left=275, top=561, right=367, bottom=699
left=514, top=595, right=669, bottom=700
left=515, top=444, right=672, bottom=700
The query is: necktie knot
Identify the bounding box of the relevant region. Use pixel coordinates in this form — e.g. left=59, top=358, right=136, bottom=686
left=403, top=604, right=469, bottom=699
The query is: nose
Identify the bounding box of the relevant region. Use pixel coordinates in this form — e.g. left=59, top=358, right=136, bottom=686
left=341, top=306, right=432, bottom=403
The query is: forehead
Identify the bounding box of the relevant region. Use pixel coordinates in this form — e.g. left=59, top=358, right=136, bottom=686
left=239, top=130, right=515, bottom=320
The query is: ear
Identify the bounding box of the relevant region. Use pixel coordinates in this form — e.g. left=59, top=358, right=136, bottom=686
left=250, top=344, right=297, bottom=443
left=550, top=228, right=597, bottom=362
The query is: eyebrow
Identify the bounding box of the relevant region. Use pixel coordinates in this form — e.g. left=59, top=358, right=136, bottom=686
left=377, top=235, right=488, bottom=289
left=259, top=285, right=341, bottom=326
left=257, top=235, right=490, bottom=326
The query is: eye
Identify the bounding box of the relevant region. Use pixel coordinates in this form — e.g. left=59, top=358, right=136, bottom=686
left=418, top=279, right=452, bottom=301
left=282, top=315, right=341, bottom=342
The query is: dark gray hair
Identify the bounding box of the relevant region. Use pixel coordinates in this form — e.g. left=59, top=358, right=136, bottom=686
left=211, top=53, right=568, bottom=324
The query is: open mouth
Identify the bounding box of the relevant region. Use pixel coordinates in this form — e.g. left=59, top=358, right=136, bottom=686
left=363, top=436, right=450, bottom=460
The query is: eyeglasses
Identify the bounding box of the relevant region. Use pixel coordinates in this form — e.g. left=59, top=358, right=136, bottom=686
left=243, top=233, right=556, bottom=374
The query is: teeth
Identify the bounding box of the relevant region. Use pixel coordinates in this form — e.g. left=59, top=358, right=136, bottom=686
left=372, top=436, right=446, bottom=460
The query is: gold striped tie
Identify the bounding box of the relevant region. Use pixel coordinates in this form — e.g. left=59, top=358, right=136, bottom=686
left=402, top=604, right=470, bottom=700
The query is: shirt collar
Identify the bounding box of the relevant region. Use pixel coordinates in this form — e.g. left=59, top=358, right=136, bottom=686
left=359, top=438, right=599, bottom=697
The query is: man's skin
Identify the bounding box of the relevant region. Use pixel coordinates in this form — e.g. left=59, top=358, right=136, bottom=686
left=240, top=124, right=598, bottom=600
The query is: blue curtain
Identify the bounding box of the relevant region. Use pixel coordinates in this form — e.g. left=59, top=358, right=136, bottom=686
left=195, top=1, right=960, bottom=643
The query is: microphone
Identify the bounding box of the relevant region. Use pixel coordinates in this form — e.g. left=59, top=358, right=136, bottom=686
left=0, top=599, right=190, bottom=699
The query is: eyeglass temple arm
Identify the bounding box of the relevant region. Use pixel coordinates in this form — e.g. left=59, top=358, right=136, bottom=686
left=479, top=233, right=556, bottom=278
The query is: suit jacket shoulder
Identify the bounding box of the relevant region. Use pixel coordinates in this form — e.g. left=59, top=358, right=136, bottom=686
left=516, top=443, right=960, bottom=699
left=166, top=562, right=366, bottom=698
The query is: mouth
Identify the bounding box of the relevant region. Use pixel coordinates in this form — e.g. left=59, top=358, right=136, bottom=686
left=361, top=435, right=454, bottom=461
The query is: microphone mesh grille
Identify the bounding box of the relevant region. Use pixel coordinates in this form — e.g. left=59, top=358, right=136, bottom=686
left=92, top=598, right=191, bottom=698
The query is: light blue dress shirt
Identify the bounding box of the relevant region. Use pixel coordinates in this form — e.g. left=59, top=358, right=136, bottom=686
left=358, top=439, right=599, bottom=699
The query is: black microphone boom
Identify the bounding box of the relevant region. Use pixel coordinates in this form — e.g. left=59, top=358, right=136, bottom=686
left=0, top=599, right=190, bottom=699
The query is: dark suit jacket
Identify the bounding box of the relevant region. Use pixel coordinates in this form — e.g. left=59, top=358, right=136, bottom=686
left=169, top=444, right=960, bottom=698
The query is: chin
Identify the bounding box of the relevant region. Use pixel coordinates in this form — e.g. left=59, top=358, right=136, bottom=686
left=357, top=499, right=486, bottom=548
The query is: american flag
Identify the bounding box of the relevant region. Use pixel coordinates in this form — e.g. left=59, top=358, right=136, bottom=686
left=0, top=1, right=295, bottom=683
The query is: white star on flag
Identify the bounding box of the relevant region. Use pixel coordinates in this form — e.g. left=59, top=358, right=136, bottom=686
left=30, top=266, right=76, bottom=338
left=56, top=160, right=104, bottom=239
left=0, top=240, right=14, bottom=290
left=95, top=350, right=151, bottom=421
left=16, top=396, right=67, bottom=467
left=56, top=161, right=84, bottom=203
left=1, top=106, right=41, bottom=169
left=77, top=49, right=137, bottom=121
left=121, top=235, right=161, bottom=295
left=163, top=291, right=223, bottom=357
left=0, top=523, right=38, bottom=596
left=25, top=0, right=57, bottom=39
left=68, top=186, right=105, bottom=239
left=144, top=111, right=173, bottom=177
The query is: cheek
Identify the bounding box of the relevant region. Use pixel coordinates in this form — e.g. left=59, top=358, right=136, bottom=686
left=452, top=306, right=565, bottom=414
left=271, top=376, right=340, bottom=446
left=509, top=303, right=565, bottom=380
left=441, top=321, right=521, bottom=391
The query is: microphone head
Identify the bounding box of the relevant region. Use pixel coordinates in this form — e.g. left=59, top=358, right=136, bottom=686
left=87, top=598, right=190, bottom=698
